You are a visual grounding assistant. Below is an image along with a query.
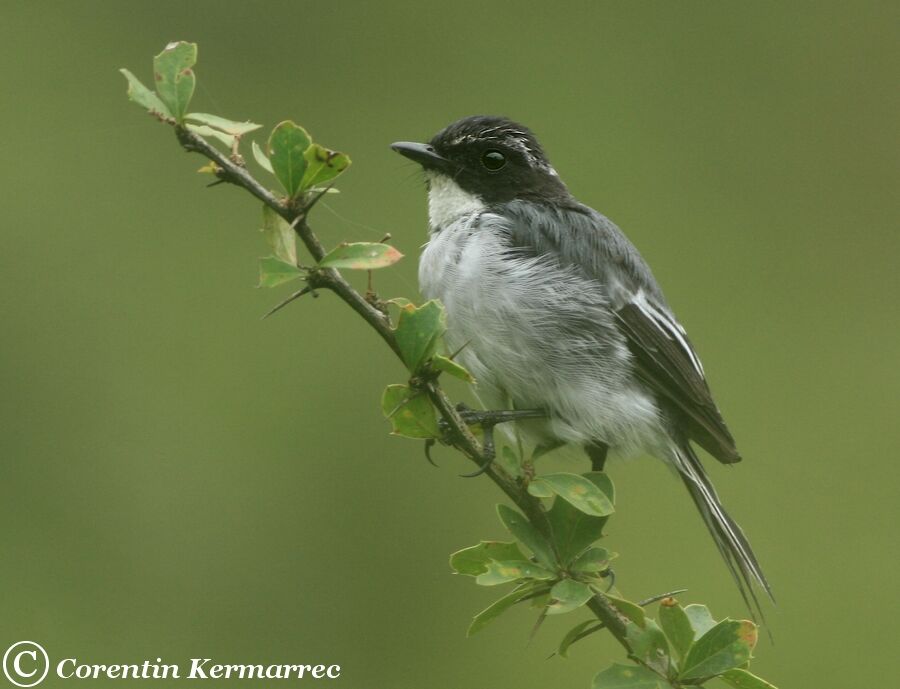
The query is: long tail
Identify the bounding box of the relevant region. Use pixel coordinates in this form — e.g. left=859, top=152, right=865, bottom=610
left=671, top=443, right=774, bottom=622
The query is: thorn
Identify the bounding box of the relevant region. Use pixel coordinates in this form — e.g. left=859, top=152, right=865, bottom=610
left=448, top=340, right=471, bottom=360
left=261, top=286, right=312, bottom=319
left=303, top=181, right=336, bottom=214
left=379, top=233, right=392, bottom=243
left=528, top=608, right=548, bottom=644
left=206, top=179, right=227, bottom=188
left=638, top=589, right=689, bottom=607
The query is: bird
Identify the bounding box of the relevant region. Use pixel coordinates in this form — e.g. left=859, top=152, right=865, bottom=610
left=391, top=115, right=772, bottom=618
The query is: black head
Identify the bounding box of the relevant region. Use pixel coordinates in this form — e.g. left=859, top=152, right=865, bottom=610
left=391, top=115, right=569, bottom=204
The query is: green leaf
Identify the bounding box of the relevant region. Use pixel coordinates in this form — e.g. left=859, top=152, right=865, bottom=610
left=547, top=579, right=593, bottom=615
left=605, top=594, right=646, bottom=627
left=431, top=354, right=474, bottom=382
left=300, top=142, right=351, bottom=190
left=318, top=242, right=403, bottom=270
left=546, top=472, right=614, bottom=565
left=592, top=663, right=664, bottom=689
left=252, top=140, right=274, bottom=174
left=257, top=256, right=301, bottom=288
left=260, top=206, right=296, bottom=265
left=385, top=297, right=414, bottom=310
left=185, top=123, right=235, bottom=147
left=538, top=472, right=615, bottom=516
left=381, top=384, right=439, bottom=439
left=558, top=619, right=605, bottom=658
left=658, top=598, right=695, bottom=661
left=684, top=603, right=718, bottom=640
left=496, top=446, right=523, bottom=479
left=720, top=668, right=779, bottom=689
left=570, top=546, right=611, bottom=573
left=267, top=121, right=312, bottom=197
left=527, top=478, right=554, bottom=498
left=152, top=41, right=197, bottom=122
left=185, top=112, right=262, bottom=135
left=119, top=68, right=172, bottom=118
left=626, top=619, right=669, bottom=676
left=394, top=300, right=446, bottom=372
left=678, top=619, right=757, bottom=682
left=467, top=583, right=541, bottom=636
left=449, top=541, right=526, bottom=576
left=497, top=504, right=557, bottom=569
left=475, top=560, right=556, bottom=586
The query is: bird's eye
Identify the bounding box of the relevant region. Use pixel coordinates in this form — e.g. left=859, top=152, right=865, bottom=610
left=481, top=150, right=506, bottom=171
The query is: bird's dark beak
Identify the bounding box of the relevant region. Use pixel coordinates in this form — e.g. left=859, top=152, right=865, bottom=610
left=391, top=141, right=455, bottom=173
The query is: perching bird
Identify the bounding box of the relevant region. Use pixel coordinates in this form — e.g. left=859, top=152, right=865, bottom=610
left=391, top=115, right=772, bottom=617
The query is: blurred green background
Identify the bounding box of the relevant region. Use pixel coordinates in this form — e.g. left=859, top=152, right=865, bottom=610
left=1, top=2, right=897, bottom=687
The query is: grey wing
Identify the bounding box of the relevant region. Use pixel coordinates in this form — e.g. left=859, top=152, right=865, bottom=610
left=501, top=200, right=740, bottom=463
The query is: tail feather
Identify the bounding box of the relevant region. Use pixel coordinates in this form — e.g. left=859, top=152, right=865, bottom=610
left=672, top=443, right=774, bottom=622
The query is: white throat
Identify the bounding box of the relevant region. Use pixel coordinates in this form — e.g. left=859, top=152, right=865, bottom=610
left=426, top=172, right=485, bottom=231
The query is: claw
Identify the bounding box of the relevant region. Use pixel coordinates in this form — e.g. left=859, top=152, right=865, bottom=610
left=459, top=454, right=495, bottom=478
left=601, top=567, right=616, bottom=592
left=424, top=439, right=439, bottom=467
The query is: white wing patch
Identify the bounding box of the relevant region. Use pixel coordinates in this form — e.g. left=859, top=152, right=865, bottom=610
left=633, top=291, right=706, bottom=377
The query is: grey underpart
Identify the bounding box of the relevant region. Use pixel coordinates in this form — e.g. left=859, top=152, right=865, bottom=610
left=419, top=181, right=772, bottom=617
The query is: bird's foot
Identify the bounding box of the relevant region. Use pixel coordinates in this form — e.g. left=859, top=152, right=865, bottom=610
left=437, top=403, right=545, bottom=478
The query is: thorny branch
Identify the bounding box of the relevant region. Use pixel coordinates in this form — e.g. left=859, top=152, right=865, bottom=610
left=174, top=125, right=638, bottom=659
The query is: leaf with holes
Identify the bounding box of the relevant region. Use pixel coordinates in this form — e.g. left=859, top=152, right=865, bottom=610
left=152, top=41, right=196, bottom=122
left=381, top=384, right=439, bottom=439
left=120, top=69, right=172, bottom=118
left=318, top=242, right=403, bottom=270
left=268, top=121, right=311, bottom=197
left=301, top=143, right=351, bottom=190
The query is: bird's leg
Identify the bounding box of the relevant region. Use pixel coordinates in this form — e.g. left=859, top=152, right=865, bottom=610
left=586, top=442, right=609, bottom=472
left=440, top=403, right=545, bottom=478
left=451, top=402, right=546, bottom=428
